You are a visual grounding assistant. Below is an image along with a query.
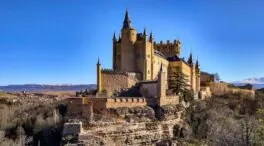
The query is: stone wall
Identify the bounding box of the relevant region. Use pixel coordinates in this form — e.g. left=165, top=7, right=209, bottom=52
left=200, top=86, right=212, bottom=100
left=158, top=95, right=180, bottom=106
left=101, top=70, right=138, bottom=96
left=210, top=83, right=255, bottom=98
left=67, top=97, right=149, bottom=114
left=67, top=97, right=83, bottom=116
left=139, top=81, right=157, bottom=98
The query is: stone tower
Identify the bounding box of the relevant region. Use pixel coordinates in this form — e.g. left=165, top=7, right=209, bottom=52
left=112, top=32, right=117, bottom=70
left=195, top=59, right=201, bottom=92
left=97, top=58, right=102, bottom=94
left=175, top=40, right=181, bottom=56
left=120, top=10, right=137, bottom=72
left=157, top=65, right=166, bottom=106
left=187, top=52, right=196, bottom=91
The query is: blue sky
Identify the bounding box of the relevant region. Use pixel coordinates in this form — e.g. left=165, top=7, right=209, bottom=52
left=0, top=0, right=263, bottom=85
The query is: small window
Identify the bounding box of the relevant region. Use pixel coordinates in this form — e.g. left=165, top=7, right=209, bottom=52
left=147, top=55, right=150, bottom=58
left=148, top=70, right=150, bottom=74
left=117, top=55, right=121, bottom=60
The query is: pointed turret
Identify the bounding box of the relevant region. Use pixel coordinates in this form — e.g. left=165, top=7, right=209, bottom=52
left=113, top=32, right=117, bottom=42
left=149, top=31, right=153, bottom=42
left=143, top=27, right=147, bottom=36
left=97, top=57, right=102, bottom=94
left=122, top=9, right=132, bottom=29
left=187, top=52, right=193, bottom=66
left=195, top=59, right=199, bottom=69
left=97, top=57, right=101, bottom=65
left=118, top=34, right=121, bottom=42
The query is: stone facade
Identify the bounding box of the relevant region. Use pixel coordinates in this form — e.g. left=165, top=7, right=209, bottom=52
left=100, top=70, right=138, bottom=96
left=68, top=97, right=148, bottom=116
left=86, top=10, right=205, bottom=112
left=97, top=10, right=201, bottom=97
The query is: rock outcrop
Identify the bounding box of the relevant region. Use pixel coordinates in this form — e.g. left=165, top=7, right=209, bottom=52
left=75, top=105, right=187, bottom=145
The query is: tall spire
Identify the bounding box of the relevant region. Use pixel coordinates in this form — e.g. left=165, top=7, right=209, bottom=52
left=118, top=34, right=121, bottom=42
left=195, top=59, right=199, bottom=69
left=122, top=9, right=132, bottom=29
left=143, top=27, right=147, bottom=36
left=187, top=52, right=193, bottom=66
left=113, top=32, right=117, bottom=42
left=97, top=57, right=100, bottom=65
left=149, top=31, right=153, bottom=41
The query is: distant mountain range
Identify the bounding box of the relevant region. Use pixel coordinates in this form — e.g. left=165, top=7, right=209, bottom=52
left=232, top=77, right=264, bottom=89
left=0, top=84, right=97, bottom=92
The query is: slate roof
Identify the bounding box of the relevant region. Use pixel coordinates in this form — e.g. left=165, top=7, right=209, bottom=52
left=154, top=50, right=166, bottom=59
left=167, top=55, right=189, bottom=66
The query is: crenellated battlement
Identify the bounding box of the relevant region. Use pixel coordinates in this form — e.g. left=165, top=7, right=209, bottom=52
left=101, top=68, right=127, bottom=75
left=154, top=39, right=180, bottom=46
left=101, top=69, right=141, bottom=80
left=106, top=97, right=147, bottom=108
left=154, top=39, right=181, bottom=57
left=107, top=97, right=146, bottom=103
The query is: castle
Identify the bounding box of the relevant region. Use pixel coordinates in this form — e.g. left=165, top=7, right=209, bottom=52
left=97, top=10, right=200, bottom=98
left=68, top=10, right=211, bottom=114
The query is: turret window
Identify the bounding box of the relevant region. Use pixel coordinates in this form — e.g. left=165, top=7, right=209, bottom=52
left=117, top=55, right=121, bottom=60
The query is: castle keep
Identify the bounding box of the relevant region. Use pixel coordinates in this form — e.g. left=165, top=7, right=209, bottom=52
left=97, top=10, right=201, bottom=100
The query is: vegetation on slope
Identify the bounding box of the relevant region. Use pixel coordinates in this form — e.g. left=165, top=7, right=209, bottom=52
left=179, top=91, right=264, bottom=146
left=0, top=93, right=67, bottom=145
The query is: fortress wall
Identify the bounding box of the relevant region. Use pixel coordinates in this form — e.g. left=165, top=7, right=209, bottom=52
left=152, top=55, right=169, bottom=81
left=164, top=96, right=179, bottom=105
left=88, top=97, right=147, bottom=110
left=88, top=98, right=108, bottom=112
left=106, top=97, right=147, bottom=108
left=101, top=71, right=138, bottom=95
left=210, top=83, right=255, bottom=98
left=231, top=88, right=255, bottom=97
left=158, top=95, right=179, bottom=106
left=67, top=97, right=84, bottom=115
left=200, top=87, right=212, bottom=100
left=82, top=102, right=93, bottom=120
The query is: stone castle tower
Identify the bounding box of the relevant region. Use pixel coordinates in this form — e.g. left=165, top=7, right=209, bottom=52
left=97, top=10, right=201, bottom=96
left=113, top=10, right=156, bottom=81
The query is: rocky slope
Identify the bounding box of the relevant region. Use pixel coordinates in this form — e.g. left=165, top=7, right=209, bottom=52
left=77, top=105, right=188, bottom=146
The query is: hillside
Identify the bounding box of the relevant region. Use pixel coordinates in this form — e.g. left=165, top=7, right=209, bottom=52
left=233, top=77, right=264, bottom=89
